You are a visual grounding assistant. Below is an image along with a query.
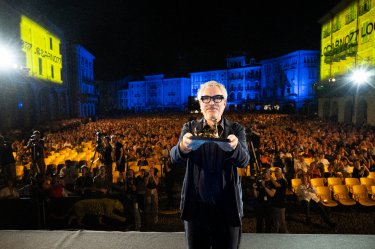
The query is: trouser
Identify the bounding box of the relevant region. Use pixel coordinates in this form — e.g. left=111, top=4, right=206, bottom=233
left=136, top=193, right=146, bottom=213
left=184, top=202, right=241, bottom=249
left=255, top=203, right=272, bottom=233
left=271, top=207, right=288, bottom=233
left=104, top=163, right=113, bottom=183
left=145, top=188, right=158, bottom=223
left=31, top=159, right=46, bottom=178
left=301, top=200, right=332, bottom=225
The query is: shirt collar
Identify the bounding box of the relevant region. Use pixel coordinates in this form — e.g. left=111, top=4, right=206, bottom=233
left=202, top=117, right=224, bottom=129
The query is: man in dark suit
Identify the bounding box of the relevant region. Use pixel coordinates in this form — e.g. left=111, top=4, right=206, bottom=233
left=170, top=81, right=250, bottom=249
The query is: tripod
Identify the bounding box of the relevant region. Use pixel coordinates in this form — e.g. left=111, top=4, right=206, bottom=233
left=89, top=145, right=101, bottom=173
left=248, top=140, right=261, bottom=177
left=89, top=132, right=103, bottom=173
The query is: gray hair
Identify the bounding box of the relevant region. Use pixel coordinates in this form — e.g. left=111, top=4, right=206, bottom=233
left=197, top=81, right=228, bottom=100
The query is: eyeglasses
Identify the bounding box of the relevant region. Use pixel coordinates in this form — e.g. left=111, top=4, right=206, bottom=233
left=200, top=95, right=225, bottom=103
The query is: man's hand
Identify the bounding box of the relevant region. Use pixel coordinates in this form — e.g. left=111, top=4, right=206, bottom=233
left=214, top=134, right=238, bottom=152
left=179, top=132, right=206, bottom=154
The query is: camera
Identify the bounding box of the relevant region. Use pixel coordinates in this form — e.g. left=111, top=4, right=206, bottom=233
left=255, top=175, right=263, bottom=188
left=28, top=134, right=41, bottom=147
left=95, top=130, right=105, bottom=144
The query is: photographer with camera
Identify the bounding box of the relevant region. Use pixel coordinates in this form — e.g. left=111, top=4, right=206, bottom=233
left=252, top=168, right=276, bottom=233
left=27, top=131, right=46, bottom=179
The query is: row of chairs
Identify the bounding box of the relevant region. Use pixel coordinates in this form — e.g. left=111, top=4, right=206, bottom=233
left=316, top=184, right=375, bottom=207
left=291, top=177, right=375, bottom=194
left=291, top=176, right=375, bottom=207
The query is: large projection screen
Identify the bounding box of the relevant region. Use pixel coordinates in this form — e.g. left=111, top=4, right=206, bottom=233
left=20, top=15, right=63, bottom=83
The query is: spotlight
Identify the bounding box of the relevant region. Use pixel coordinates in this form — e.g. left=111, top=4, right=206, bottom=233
left=350, top=68, right=370, bottom=85
left=0, top=46, right=16, bottom=70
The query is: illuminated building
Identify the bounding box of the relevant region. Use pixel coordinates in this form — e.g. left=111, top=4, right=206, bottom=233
left=68, top=45, right=97, bottom=117
left=260, top=50, right=320, bottom=112
left=0, top=0, right=70, bottom=131
left=126, top=74, right=191, bottom=112
left=317, top=0, right=375, bottom=125
left=20, top=15, right=63, bottom=84
left=189, top=56, right=261, bottom=111
left=122, top=52, right=318, bottom=113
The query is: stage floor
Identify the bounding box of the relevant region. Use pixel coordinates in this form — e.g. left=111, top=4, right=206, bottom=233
left=0, top=230, right=374, bottom=249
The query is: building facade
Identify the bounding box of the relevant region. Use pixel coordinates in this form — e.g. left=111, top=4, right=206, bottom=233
left=68, top=44, right=97, bottom=118
left=0, top=0, right=70, bottom=131
left=261, top=50, right=320, bottom=112
left=317, top=0, right=375, bottom=125
left=122, top=52, right=319, bottom=114
left=127, top=74, right=191, bottom=112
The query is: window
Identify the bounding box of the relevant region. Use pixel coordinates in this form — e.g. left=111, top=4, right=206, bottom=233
left=51, top=65, right=54, bottom=78
left=50, top=37, right=53, bottom=50
left=38, top=58, right=43, bottom=75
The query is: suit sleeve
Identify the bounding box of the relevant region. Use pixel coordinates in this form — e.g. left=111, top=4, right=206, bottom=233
left=170, top=121, right=191, bottom=165
left=227, top=123, right=250, bottom=168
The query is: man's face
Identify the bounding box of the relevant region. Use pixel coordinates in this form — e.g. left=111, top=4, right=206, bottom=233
left=199, top=85, right=226, bottom=123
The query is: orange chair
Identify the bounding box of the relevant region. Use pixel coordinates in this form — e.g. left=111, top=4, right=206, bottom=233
left=291, top=178, right=302, bottom=194
left=360, top=177, right=374, bottom=194
left=310, top=178, right=325, bottom=188
left=15, top=165, right=24, bottom=180
left=327, top=177, right=342, bottom=190
left=368, top=172, right=375, bottom=180
left=352, top=185, right=375, bottom=207
left=332, top=184, right=356, bottom=206
left=345, top=178, right=360, bottom=194
left=316, top=186, right=338, bottom=207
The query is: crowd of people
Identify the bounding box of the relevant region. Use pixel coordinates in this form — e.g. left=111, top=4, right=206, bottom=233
left=0, top=110, right=374, bottom=231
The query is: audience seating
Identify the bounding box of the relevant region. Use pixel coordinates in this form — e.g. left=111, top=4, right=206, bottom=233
left=345, top=178, right=360, bottom=194
left=15, top=165, right=24, bottom=180
left=368, top=172, right=375, bottom=180
left=112, top=171, right=120, bottom=183
left=352, top=185, right=375, bottom=207
left=348, top=166, right=354, bottom=174
left=310, top=177, right=325, bottom=188
left=327, top=177, right=343, bottom=190
left=316, top=186, right=338, bottom=207
left=291, top=178, right=302, bottom=193
left=360, top=177, right=374, bottom=194
left=332, top=184, right=356, bottom=206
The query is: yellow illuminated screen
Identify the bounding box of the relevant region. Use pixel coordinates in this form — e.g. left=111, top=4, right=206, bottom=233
left=20, top=15, right=63, bottom=83
left=320, top=0, right=375, bottom=81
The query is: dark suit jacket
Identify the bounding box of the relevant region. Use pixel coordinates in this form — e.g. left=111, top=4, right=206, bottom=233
left=170, top=117, right=250, bottom=226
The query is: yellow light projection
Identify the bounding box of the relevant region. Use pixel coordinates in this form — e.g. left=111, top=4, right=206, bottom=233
left=320, top=1, right=375, bottom=81
left=20, top=15, right=63, bottom=83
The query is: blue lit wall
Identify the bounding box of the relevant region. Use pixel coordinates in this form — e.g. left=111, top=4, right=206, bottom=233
left=260, top=50, right=320, bottom=110
left=122, top=50, right=319, bottom=112
left=72, top=44, right=96, bottom=117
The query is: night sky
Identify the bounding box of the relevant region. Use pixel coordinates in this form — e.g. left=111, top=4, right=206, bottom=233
left=25, top=0, right=341, bottom=80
